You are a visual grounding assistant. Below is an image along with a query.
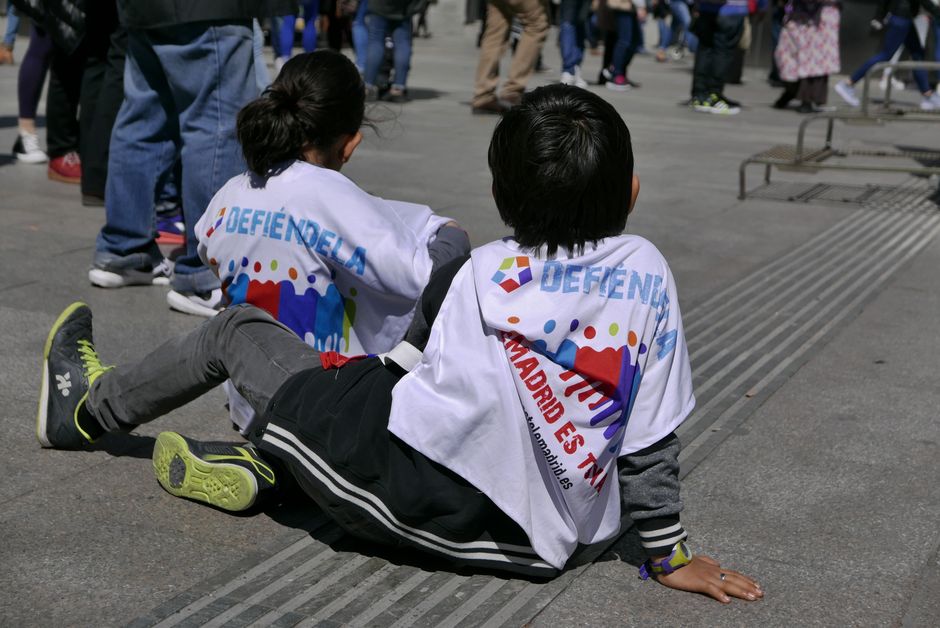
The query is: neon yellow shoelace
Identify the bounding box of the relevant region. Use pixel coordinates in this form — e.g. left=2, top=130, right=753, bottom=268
left=77, top=339, right=113, bottom=383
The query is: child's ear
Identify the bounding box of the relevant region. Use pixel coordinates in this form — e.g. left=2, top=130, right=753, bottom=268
left=628, top=174, right=640, bottom=214
left=341, top=131, right=363, bottom=164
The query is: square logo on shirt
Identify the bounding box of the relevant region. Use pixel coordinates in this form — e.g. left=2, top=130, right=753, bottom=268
left=491, top=256, right=533, bottom=293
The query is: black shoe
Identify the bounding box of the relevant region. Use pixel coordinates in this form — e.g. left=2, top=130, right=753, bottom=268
left=81, top=193, right=105, bottom=207
left=152, top=432, right=277, bottom=511
left=37, top=303, right=111, bottom=448
left=382, top=86, right=409, bottom=103
left=719, top=94, right=742, bottom=108
left=471, top=98, right=512, bottom=115
left=772, top=94, right=791, bottom=110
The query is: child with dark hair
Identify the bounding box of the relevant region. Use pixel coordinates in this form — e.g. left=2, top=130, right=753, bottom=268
left=38, top=85, right=762, bottom=602
left=194, top=49, right=467, bottom=432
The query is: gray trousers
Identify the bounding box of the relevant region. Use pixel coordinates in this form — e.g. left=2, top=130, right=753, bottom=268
left=88, top=305, right=320, bottom=433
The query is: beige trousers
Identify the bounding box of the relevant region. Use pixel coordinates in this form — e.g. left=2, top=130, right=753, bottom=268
left=472, top=0, right=549, bottom=106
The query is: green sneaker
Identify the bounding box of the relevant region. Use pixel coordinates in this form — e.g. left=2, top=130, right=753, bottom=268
left=152, top=432, right=276, bottom=512
left=37, top=302, right=112, bottom=448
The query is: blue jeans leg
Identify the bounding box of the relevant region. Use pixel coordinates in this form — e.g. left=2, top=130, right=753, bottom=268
left=301, top=0, right=319, bottom=52
left=559, top=0, right=586, bottom=73
left=850, top=17, right=911, bottom=84
left=364, top=13, right=387, bottom=86
left=279, top=14, right=296, bottom=57
left=3, top=4, right=19, bottom=48
left=352, top=0, right=368, bottom=71
left=390, top=18, right=412, bottom=88
left=611, top=11, right=638, bottom=75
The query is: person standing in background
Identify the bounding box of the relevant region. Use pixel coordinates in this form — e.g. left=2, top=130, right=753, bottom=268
left=772, top=0, right=840, bottom=113
left=1, top=2, right=18, bottom=64
left=89, top=0, right=294, bottom=317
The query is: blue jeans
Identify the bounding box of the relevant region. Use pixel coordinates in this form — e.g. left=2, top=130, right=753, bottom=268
left=611, top=11, right=640, bottom=76
left=252, top=19, right=270, bottom=90
left=850, top=16, right=930, bottom=94
left=669, top=0, right=697, bottom=52
left=96, top=22, right=257, bottom=291
left=352, top=0, right=368, bottom=71
left=3, top=3, right=18, bottom=48
left=364, top=13, right=412, bottom=89
left=559, top=0, right=590, bottom=74
left=278, top=0, right=320, bottom=56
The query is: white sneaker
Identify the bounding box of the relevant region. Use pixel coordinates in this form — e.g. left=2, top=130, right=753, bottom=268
left=167, top=288, right=224, bottom=318
left=560, top=67, right=588, bottom=89
left=12, top=132, right=48, bottom=164
left=919, top=92, right=940, bottom=111
left=878, top=75, right=905, bottom=92
left=835, top=81, right=860, bottom=107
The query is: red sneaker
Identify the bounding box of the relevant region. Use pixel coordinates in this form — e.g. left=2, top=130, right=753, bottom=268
left=48, top=152, right=82, bottom=184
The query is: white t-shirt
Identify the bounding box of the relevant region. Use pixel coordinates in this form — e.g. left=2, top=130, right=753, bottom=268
left=195, top=161, right=450, bottom=427
left=388, top=236, right=695, bottom=569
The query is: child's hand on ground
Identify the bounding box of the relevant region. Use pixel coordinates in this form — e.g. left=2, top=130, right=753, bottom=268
left=654, top=555, right=763, bottom=604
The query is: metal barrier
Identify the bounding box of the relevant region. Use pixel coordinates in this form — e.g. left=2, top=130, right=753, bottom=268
left=739, top=61, right=940, bottom=200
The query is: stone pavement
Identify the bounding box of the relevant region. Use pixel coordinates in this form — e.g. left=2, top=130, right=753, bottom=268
left=2, top=2, right=939, bottom=626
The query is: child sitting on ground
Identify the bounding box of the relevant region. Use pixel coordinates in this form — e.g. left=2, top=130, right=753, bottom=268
left=37, top=84, right=762, bottom=602
left=193, top=50, right=468, bottom=432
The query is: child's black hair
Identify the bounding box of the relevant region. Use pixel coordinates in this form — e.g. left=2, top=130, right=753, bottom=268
left=488, top=84, right=635, bottom=257
left=237, top=50, right=365, bottom=176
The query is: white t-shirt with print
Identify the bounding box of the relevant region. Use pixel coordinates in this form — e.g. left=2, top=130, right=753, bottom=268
left=195, top=161, right=450, bottom=428
left=388, top=236, right=694, bottom=569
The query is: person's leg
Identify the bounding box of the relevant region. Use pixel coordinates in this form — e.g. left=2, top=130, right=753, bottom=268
left=705, top=13, right=744, bottom=97
left=610, top=11, right=637, bottom=77
left=94, top=28, right=175, bottom=273
left=160, top=21, right=256, bottom=297
left=87, top=305, right=320, bottom=433
left=352, top=0, right=368, bottom=71
left=849, top=16, right=910, bottom=85
left=472, top=1, right=512, bottom=107
left=80, top=10, right=124, bottom=202
left=302, top=0, right=319, bottom=51
left=45, top=40, right=85, bottom=185
left=902, top=24, right=931, bottom=94
left=16, top=24, right=52, bottom=152
left=559, top=0, right=580, bottom=75
left=500, top=0, right=549, bottom=102
left=278, top=13, right=296, bottom=60
left=2, top=3, right=18, bottom=58
left=252, top=19, right=270, bottom=89
left=389, top=17, right=413, bottom=89
left=364, top=12, right=388, bottom=87
left=690, top=12, right=716, bottom=99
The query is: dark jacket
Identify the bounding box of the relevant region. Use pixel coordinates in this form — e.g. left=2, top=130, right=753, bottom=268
left=10, top=0, right=86, bottom=53
left=116, top=0, right=295, bottom=29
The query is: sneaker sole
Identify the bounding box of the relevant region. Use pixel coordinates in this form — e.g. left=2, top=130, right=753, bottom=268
left=15, top=153, right=48, bottom=164
left=166, top=290, right=221, bottom=318
left=152, top=432, right=258, bottom=512
left=36, top=302, right=87, bottom=448
left=88, top=267, right=170, bottom=288
left=48, top=170, right=81, bottom=184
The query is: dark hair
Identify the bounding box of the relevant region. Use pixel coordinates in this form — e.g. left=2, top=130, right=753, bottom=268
left=237, top=50, right=365, bottom=176
left=488, top=85, right=635, bottom=257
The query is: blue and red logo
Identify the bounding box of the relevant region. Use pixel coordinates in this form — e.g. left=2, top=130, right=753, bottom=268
left=492, top=256, right=533, bottom=293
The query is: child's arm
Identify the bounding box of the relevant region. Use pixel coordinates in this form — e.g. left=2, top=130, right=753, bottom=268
left=619, top=434, right=763, bottom=603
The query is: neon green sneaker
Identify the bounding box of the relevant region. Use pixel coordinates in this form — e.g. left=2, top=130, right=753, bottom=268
left=37, top=302, right=112, bottom=448
left=152, top=432, right=276, bottom=512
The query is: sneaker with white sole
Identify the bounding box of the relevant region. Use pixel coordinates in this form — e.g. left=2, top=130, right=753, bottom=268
left=560, top=66, right=588, bottom=88
left=89, top=256, right=171, bottom=288
left=167, top=288, right=224, bottom=317
left=152, top=431, right=276, bottom=512
left=13, top=131, right=48, bottom=164
left=879, top=75, right=905, bottom=92
left=920, top=92, right=940, bottom=111
left=835, top=81, right=860, bottom=107
left=37, top=302, right=112, bottom=448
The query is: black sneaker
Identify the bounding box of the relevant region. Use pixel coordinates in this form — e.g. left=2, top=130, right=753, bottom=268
left=37, top=303, right=111, bottom=448
left=152, top=432, right=276, bottom=511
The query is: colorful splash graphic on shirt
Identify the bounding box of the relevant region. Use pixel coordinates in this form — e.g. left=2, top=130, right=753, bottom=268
left=491, top=256, right=533, bottom=293
left=521, top=317, right=646, bottom=443
left=223, top=257, right=356, bottom=352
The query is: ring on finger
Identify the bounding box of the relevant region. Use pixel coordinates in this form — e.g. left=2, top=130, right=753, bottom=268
left=720, top=573, right=727, bottom=581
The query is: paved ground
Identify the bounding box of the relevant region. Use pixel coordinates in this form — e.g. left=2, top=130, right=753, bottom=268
left=2, top=2, right=939, bottom=626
